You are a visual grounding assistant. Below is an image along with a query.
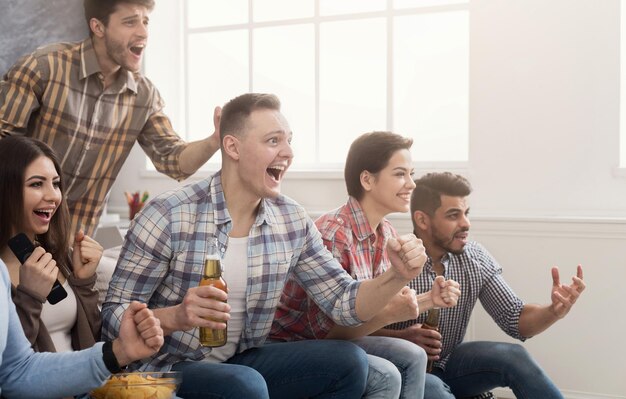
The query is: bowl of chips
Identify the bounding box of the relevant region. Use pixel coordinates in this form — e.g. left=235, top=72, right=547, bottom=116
left=90, top=371, right=182, bottom=399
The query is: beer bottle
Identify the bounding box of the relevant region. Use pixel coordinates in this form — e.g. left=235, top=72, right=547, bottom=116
left=199, top=237, right=228, bottom=347
left=421, top=308, right=440, bottom=372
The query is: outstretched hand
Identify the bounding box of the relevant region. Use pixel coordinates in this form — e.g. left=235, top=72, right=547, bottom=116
left=387, top=234, right=428, bottom=280
left=549, top=265, right=585, bottom=319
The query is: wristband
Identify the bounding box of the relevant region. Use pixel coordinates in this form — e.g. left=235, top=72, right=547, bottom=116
left=102, top=340, right=124, bottom=374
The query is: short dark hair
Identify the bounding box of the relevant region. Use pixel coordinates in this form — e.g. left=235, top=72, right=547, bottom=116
left=219, top=93, right=282, bottom=143
left=344, top=131, right=413, bottom=200
left=84, top=0, right=155, bottom=28
left=411, top=172, right=472, bottom=218
left=0, top=136, right=71, bottom=270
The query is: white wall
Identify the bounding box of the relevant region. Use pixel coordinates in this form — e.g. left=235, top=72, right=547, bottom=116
left=107, top=1, right=626, bottom=397
left=390, top=215, right=626, bottom=399
left=469, top=0, right=623, bottom=218
left=470, top=218, right=626, bottom=399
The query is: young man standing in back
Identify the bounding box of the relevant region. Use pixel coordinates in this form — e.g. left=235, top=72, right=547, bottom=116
left=0, top=0, right=220, bottom=236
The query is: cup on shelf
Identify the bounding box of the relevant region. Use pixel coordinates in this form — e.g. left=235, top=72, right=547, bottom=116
left=125, top=191, right=149, bottom=220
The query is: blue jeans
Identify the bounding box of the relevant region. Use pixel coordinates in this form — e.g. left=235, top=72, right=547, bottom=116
left=172, top=340, right=368, bottom=399
left=364, top=354, right=401, bottom=399
left=353, top=336, right=427, bottom=399
left=425, top=341, right=563, bottom=399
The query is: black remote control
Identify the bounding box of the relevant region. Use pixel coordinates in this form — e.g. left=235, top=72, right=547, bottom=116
left=7, top=233, right=67, bottom=304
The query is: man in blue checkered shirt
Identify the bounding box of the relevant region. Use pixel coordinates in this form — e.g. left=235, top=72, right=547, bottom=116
left=102, top=93, right=429, bottom=399
left=385, top=172, right=586, bottom=399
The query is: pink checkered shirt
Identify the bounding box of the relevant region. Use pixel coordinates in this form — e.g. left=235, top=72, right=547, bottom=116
left=271, top=196, right=396, bottom=341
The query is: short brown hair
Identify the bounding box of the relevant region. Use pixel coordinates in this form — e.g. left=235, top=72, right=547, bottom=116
left=219, top=93, right=282, bottom=142
left=84, top=0, right=155, bottom=28
left=411, top=172, right=472, bottom=220
left=344, top=131, right=413, bottom=200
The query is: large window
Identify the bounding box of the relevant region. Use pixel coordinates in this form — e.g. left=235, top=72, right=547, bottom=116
left=146, top=0, right=469, bottom=171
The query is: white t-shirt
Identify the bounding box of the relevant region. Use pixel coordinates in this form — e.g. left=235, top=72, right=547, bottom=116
left=206, top=236, right=248, bottom=362
left=41, top=279, right=77, bottom=352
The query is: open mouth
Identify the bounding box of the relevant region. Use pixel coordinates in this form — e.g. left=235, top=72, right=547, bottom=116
left=130, top=44, right=145, bottom=56
left=454, top=231, right=469, bottom=242
left=34, top=208, right=54, bottom=221
left=266, top=165, right=285, bottom=182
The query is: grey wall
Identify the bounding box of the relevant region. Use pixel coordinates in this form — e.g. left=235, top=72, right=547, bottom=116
left=0, top=0, right=87, bottom=75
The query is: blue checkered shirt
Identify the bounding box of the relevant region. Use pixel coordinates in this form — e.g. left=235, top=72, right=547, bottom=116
left=387, top=241, right=525, bottom=370
left=101, top=172, right=362, bottom=371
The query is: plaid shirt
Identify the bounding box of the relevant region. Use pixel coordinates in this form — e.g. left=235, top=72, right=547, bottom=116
left=101, top=172, right=362, bottom=371
left=0, top=38, right=189, bottom=236
left=387, top=241, right=525, bottom=371
left=271, top=197, right=396, bottom=341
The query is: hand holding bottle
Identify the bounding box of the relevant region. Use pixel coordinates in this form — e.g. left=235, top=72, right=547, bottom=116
left=395, top=324, right=442, bottom=362
left=199, top=238, right=229, bottom=347
left=170, top=285, right=230, bottom=333
left=421, top=308, right=441, bottom=372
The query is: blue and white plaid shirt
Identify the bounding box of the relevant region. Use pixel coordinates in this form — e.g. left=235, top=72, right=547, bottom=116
left=387, top=241, right=525, bottom=370
left=102, top=172, right=362, bottom=371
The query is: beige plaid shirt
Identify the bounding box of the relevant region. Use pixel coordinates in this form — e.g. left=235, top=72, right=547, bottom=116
left=0, top=38, right=190, bottom=236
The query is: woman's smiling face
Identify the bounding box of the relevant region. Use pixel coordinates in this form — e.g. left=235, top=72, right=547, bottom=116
left=21, top=156, right=62, bottom=240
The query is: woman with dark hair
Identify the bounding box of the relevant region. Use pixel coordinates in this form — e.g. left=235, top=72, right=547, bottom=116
left=272, top=131, right=462, bottom=399
left=0, top=136, right=103, bottom=355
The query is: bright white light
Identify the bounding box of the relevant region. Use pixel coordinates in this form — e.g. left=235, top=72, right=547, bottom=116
left=319, top=0, right=386, bottom=16
left=144, top=1, right=469, bottom=171
left=253, top=25, right=316, bottom=164
left=394, top=11, right=469, bottom=162
left=187, top=0, right=248, bottom=28
left=253, top=0, right=314, bottom=22
left=319, top=18, right=387, bottom=164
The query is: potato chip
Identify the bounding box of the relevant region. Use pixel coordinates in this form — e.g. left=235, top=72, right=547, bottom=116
left=90, top=372, right=181, bottom=399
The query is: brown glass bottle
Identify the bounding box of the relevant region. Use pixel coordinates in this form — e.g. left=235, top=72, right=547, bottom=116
left=421, top=308, right=440, bottom=372
left=199, top=246, right=228, bottom=347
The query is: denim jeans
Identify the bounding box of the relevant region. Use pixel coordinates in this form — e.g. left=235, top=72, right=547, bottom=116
left=172, top=340, right=368, bottom=399
left=425, top=341, right=563, bottom=399
left=353, top=336, right=427, bottom=399
left=364, top=353, right=401, bottom=399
